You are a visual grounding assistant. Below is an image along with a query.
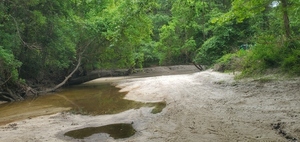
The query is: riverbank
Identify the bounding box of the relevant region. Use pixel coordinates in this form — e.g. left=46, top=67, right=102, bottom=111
left=1, top=66, right=299, bottom=141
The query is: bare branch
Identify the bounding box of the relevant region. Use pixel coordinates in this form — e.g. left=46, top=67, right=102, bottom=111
left=9, top=15, right=41, bottom=50
left=39, top=55, right=82, bottom=93
left=40, top=38, right=96, bottom=93
left=0, top=74, right=12, bottom=86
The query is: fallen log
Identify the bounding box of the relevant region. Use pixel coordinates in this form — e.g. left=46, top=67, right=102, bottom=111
left=67, top=69, right=130, bottom=85
left=192, top=62, right=204, bottom=71
left=39, top=56, right=82, bottom=93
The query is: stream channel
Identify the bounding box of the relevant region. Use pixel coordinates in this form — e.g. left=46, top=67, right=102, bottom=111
left=0, top=79, right=166, bottom=139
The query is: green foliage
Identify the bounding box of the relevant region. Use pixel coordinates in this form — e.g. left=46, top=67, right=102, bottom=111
left=210, top=0, right=300, bottom=77
left=282, top=48, right=300, bottom=75
left=0, top=46, right=22, bottom=83
left=242, top=44, right=280, bottom=76
left=240, top=35, right=300, bottom=76
left=195, top=36, right=227, bottom=65
left=150, top=14, right=171, bottom=41
left=139, top=41, right=160, bottom=67
left=32, top=10, right=47, bottom=25
left=212, top=0, right=270, bottom=24
left=43, top=17, right=77, bottom=70
left=156, top=0, right=210, bottom=65
left=157, top=21, right=181, bottom=65
left=215, top=49, right=248, bottom=72
left=1, top=0, right=300, bottom=95
left=216, top=38, right=300, bottom=76
left=194, top=19, right=249, bottom=66
left=94, top=0, right=155, bottom=69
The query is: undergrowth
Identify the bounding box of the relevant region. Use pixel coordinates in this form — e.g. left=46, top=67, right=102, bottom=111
left=215, top=36, right=300, bottom=77
left=214, top=49, right=248, bottom=72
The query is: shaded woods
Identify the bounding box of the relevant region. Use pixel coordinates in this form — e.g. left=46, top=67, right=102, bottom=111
left=1, top=0, right=300, bottom=101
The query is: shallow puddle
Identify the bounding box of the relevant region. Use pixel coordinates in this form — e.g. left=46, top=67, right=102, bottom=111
left=0, top=82, right=166, bottom=125
left=64, top=123, right=136, bottom=139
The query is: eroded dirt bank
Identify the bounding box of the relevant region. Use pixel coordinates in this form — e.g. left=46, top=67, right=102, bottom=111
left=0, top=66, right=299, bottom=142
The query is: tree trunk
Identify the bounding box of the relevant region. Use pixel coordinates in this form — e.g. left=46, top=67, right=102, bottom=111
left=281, top=0, right=291, bottom=39
left=30, top=39, right=93, bottom=95
left=202, top=1, right=206, bottom=40
left=39, top=55, right=82, bottom=93
left=192, top=62, right=203, bottom=71
left=67, top=69, right=131, bottom=85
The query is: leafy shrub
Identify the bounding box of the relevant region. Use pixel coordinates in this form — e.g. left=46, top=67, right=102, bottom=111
left=0, top=46, right=22, bottom=83
left=282, top=48, right=300, bottom=75
left=140, top=41, right=160, bottom=67
left=241, top=43, right=281, bottom=76
left=240, top=35, right=300, bottom=77
left=214, top=49, right=248, bottom=72
left=214, top=34, right=300, bottom=77
left=194, top=36, right=229, bottom=66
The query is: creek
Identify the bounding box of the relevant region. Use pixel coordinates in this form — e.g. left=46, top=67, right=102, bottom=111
left=0, top=79, right=165, bottom=139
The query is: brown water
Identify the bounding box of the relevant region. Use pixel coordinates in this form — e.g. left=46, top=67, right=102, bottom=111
left=64, top=123, right=136, bottom=139
left=0, top=82, right=166, bottom=125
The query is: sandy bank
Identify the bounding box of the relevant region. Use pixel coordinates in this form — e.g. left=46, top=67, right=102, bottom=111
left=1, top=66, right=299, bottom=142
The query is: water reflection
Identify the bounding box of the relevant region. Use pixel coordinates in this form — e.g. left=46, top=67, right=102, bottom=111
left=0, top=82, right=165, bottom=125
left=64, top=123, right=136, bottom=139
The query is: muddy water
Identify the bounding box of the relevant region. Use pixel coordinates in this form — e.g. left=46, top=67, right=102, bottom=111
left=0, top=82, right=165, bottom=125
left=65, top=123, right=136, bottom=139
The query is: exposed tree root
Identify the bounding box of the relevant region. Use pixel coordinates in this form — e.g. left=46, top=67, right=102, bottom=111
left=0, top=92, right=14, bottom=101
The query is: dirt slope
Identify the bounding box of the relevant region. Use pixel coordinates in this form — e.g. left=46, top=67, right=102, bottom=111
left=0, top=67, right=299, bottom=142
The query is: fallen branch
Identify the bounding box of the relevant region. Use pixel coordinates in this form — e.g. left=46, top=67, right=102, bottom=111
left=39, top=55, right=82, bottom=93
left=36, top=37, right=94, bottom=93
left=0, top=74, right=12, bottom=86
left=0, top=65, right=81, bottom=100
left=192, top=62, right=203, bottom=71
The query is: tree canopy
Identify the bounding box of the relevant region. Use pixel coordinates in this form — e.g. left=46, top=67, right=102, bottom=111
left=1, top=0, right=300, bottom=101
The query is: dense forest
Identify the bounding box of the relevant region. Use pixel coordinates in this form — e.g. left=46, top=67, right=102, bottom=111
left=1, top=0, right=299, bottom=101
